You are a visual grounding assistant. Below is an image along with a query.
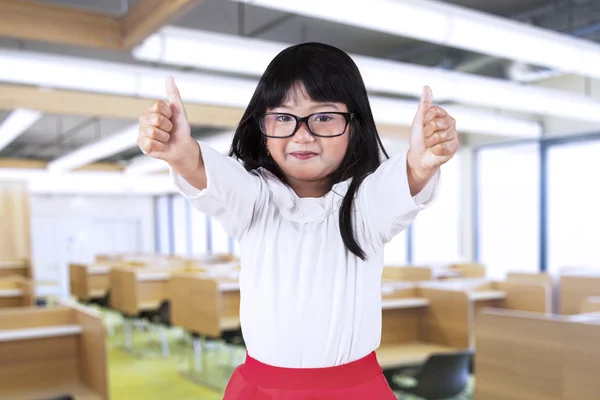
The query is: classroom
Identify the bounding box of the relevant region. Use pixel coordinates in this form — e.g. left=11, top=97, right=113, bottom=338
left=1, top=0, right=600, bottom=399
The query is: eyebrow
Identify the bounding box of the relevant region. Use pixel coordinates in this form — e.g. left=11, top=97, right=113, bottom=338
left=277, top=103, right=342, bottom=111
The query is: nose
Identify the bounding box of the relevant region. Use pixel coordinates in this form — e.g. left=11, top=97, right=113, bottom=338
left=292, top=121, right=315, bottom=143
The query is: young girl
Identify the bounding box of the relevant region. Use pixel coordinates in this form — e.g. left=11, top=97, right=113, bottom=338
left=138, top=42, right=458, bottom=399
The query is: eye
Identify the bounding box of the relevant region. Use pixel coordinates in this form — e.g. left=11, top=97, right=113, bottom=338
left=313, top=113, right=334, bottom=122
left=275, top=114, right=294, bottom=122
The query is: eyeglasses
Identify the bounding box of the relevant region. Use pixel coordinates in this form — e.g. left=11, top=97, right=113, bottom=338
left=255, top=112, right=354, bottom=138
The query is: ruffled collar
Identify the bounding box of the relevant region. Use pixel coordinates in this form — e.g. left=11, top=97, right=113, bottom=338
left=256, top=167, right=352, bottom=223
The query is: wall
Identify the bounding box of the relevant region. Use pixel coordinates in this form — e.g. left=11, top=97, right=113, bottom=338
left=28, top=194, right=155, bottom=296
left=536, top=74, right=600, bottom=136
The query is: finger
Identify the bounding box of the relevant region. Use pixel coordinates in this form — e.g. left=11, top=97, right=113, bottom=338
left=165, top=76, right=187, bottom=118
left=423, top=116, right=454, bottom=138
left=425, top=128, right=455, bottom=148
left=412, top=85, right=433, bottom=125
left=140, top=125, right=170, bottom=143
left=139, top=112, right=173, bottom=132
left=148, top=100, right=172, bottom=119
left=138, top=136, right=165, bottom=155
left=423, top=106, right=448, bottom=126
left=429, top=138, right=459, bottom=157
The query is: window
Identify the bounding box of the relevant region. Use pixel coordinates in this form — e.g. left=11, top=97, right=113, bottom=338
left=155, top=195, right=171, bottom=255
left=476, top=143, right=540, bottom=279
left=190, top=207, right=208, bottom=257
left=411, top=152, right=462, bottom=265
left=171, top=195, right=189, bottom=256
left=546, top=139, right=600, bottom=275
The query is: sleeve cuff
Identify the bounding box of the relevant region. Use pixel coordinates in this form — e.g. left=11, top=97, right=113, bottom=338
left=169, top=141, right=215, bottom=200
left=412, top=168, right=441, bottom=207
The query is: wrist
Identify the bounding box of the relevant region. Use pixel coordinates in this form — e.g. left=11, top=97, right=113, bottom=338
left=407, top=149, right=438, bottom=196
left=170, top=138, right=201, bottom=176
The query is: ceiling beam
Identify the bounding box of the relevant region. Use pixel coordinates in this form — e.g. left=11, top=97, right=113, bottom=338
left=0, top=158, right=123, bottom=172
left=0, top=0, right=122, bottom=50
left=0, top=84, right=412, bottom=137
left=122, top=0, right=202, bottom=49
left=0, top=84, right=243, bottom=128
left=0, top=0, right=201, bottom=51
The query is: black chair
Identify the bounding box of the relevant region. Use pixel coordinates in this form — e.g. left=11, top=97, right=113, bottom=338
left=390, top=350, right=472, bottom=400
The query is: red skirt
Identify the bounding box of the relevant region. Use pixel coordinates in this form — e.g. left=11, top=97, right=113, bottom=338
left=222, top=351, right=397, bottom=399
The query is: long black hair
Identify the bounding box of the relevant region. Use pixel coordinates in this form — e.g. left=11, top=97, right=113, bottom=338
left=230, top=42, right=389, bottom=260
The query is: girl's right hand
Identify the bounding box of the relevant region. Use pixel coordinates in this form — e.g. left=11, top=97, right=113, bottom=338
left=137, top=76, right=196, bottom=167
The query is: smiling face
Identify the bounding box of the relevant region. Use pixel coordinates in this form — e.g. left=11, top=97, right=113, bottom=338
left=263, top=84, right=350, bottom=197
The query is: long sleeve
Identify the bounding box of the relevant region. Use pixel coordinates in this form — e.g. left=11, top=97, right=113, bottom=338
left=358, top=151, right=440, bottom=244
left=170, top=142, right=262, bottom=241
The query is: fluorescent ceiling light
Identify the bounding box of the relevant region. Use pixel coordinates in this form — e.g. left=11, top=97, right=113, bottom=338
left=0, top=48, right=539, bottom=138
left=132, top=27, right=600, bottom=123
left=0, top=109, right=42, bottom=151
left=232, top=0, right=600, bottom=81
left=46, top=124, right=138, bottom=173
left=0, top=168, right=176, bottom=195
left=125, top=131, right=235, bottom=175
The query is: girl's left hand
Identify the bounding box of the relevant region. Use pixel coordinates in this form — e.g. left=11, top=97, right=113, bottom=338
left=407, top=86, right=459, bottom=176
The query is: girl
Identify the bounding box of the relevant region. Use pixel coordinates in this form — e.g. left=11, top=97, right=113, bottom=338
left=138, top=42, right=458, bottom=399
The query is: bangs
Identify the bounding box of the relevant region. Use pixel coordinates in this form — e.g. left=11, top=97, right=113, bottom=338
left=259, top=43, right=356, bottom=111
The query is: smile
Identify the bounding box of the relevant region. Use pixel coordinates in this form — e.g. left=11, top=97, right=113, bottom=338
left=290, top=151, right=318, bottom=160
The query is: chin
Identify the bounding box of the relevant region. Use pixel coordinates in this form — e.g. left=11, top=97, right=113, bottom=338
left=284, top=164, right=330, bottom=182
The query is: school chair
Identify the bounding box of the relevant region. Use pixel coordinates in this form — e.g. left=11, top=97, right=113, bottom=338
left=390, top=350, right=472, bottom=400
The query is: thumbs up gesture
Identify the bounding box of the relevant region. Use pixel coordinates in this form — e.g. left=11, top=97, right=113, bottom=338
left=407, top=86, right=459, bottom=177
left=137, top=76, right=195, bottom=166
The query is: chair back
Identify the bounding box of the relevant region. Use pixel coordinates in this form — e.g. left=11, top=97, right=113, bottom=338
left=411, top=350, right=472, bottom=399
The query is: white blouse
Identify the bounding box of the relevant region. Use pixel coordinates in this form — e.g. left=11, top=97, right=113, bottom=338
left=171, top=142, right=439, bottom=368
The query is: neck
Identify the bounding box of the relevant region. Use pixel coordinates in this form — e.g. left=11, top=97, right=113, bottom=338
left=287, top=176, right=332, bottom=198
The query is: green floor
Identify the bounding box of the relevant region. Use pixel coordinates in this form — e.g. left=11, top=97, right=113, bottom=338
left=99, top=309, right=472, bottom=400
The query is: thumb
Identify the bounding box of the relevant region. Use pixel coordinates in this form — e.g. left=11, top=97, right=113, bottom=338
left=413, top=85, right=433, bottom=125
left=165, top=76, right=186, bottom=117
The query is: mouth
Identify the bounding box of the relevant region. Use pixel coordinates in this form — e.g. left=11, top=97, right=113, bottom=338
left=289, top=151, right=318, bottom=160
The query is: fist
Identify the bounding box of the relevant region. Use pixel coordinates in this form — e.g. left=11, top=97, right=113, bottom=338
left=408, top=86, right=459, bottom=172
left=137, top=76, right=193, bottom=164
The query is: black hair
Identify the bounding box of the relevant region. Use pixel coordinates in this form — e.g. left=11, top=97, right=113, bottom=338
left=229, top=42, right=389, bottom=260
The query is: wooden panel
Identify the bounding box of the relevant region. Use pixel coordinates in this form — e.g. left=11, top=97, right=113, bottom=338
left=475, top=309, right=600, bottom=400
left=507, top=272, right=553, bottom=285
left=137, top=279, right=168, bottom=311
left=0, top=182, right=31, bottom=263
left=581, top=296, right=600, bottom=313
left=88, top=274, right=110, bottom=298
left=109, top=268, right=138, bottom=315
left=496, top=280, right=552, bottom=313
left=560, top=274, right=600, bottom=314
left=70, top=264, right=89, bottom=300
left=380, top=307, right=423, bottom=345
left=450, top=263, right=486, bottom=278
left=382, top=266, right=432, bottom=281
left=419, top=287, right=471, bottom=349
left=0, top=0, right=122, bottom=49
left=0, top=306, right=74, bottom=330
left=376, top=342, right=457, bottom=369
left=121, top=0, right=201, bottom=49
left=75, top=305, right=108, bottom=399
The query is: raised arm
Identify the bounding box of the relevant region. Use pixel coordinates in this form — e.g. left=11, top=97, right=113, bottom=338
left=360, top=86, right=459, bottom=244
left=137, top=77, right=260, bottom=240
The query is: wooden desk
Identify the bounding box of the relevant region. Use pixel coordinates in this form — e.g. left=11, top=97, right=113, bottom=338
left=581, top=296, right=600, bottom=314
left=0, top=305, right=108, bottom=399
left=0, top=259, right=29, bottom=278
left=70, top=263, right=111, bottom=302
left=377, top=342, right=458, bottom=369
left=475, top=308, right=600, bottom=400
left=0, top=276, right=34, bottom=308
left=109, top=267, right=171, bottom=316
left=559, top=272, right=600, bottom=314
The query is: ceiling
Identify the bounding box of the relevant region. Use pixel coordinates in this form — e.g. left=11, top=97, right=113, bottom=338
left=0, top=0, right=599, bottom=165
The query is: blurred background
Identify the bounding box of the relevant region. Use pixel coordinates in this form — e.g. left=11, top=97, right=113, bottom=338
left=1, top=1, right=600, bottom=399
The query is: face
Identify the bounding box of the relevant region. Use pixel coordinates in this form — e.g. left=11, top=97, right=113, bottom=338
left=264, top=84, right=350, bottom=193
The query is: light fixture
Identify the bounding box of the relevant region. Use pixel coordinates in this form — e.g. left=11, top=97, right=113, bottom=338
left=46, top=124, right=139, bottom=173
left=0, top=48, right=540, bottom=139
left=131, top=26, right=600, bottom=123
left=231, top=0, right=600, bottom=81
left=0, top=109, right=42, bottom=152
